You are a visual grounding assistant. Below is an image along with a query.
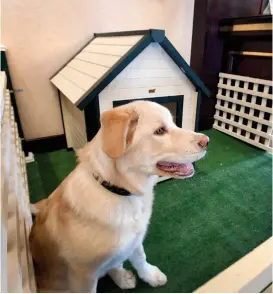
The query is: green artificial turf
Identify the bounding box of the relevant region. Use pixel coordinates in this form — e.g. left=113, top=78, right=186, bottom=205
left=27, top=129, right=272, bottom=292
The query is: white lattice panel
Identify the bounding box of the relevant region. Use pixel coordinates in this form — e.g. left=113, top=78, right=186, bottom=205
left=213, top=73, right=272, bottom=153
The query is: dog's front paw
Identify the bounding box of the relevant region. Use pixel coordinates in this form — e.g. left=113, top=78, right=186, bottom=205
left=138, top=264, right=167, bottom=287
left=109, top=268, right=136, bottom=289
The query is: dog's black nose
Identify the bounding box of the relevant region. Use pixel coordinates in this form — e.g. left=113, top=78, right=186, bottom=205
left=198, top=135, right=209, bottom=148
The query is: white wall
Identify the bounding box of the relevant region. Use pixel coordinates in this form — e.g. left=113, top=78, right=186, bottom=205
left=2, top=0, right=195, bottom=140
left=163, top=0, right=195, bottom=63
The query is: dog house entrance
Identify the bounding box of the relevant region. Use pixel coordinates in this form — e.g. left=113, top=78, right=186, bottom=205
left=112, top=95, right=184, bottom=127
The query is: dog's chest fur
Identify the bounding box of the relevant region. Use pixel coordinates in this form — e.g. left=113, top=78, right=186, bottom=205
left=59, top=170, right=157, bottom=276
left=96, top=192, right=154, bottom=276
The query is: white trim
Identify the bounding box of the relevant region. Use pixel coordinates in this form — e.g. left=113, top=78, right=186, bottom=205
left=195, top=237, right=273, bottom=293
left=1, top=89, right=36, bottom=292
left=214, top=115, right=272, bottom=139
left=213, top=124, right=272, bottom=152
left=215, top=105, right=272, bottom=126
left=219, top=72, right=273, bottom=87
left=218, top=83, right=272, bottom=100
left=216, top=94, right=271, bottom=113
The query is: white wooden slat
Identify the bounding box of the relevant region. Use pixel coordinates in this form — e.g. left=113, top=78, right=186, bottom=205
left=246, top=84, right=258, bottom=139
left=219, top=72, right=273, bottom=87
left=7, top=248, right=23, bottom=292
left=186, top=91, right=198, bottom=131
left=7, top=142, right=23, bottom=293
left=126, top=59, right=173, bottom=70
left=18, top=218, right=30, bottom=291
left=213, top=124, right=272, bottom=153
left=107, top=77, right=184, bottom=90
left=216, top=94, right=271, bottom=113
left=218, top=77, right=223, bottom=96
left=83, top=43, right=132, bottom=56
left=51, top=74, right=85, bottom=104
left=224, top=78, right=231, bottom=114
left=127, top=43, right=184, bottom=71
left=1, top=86, right=36, bottom=292
left=14, top=128, right=31, bottom=294
left=14, top=116, right=35, bottom=292
left=105, top=43, right=187, bottom=92
left=100, top=85, right=186, bottom=102
left=218, top=83, right=272, bottom=100
left=62, top=93, right=86, bottom=127
left=75, top=51, right=120, bottom=67
left=229, top=80, right=239, bottom=131
left=214, top=115, right=271, bottom=139
left=222, top=79, right=231, bottom=130
left=20, top=190, right=36, bottom=292
left=1, top=183, right=8, bottom=293
left=60, top=95, right=73, bottom=148
left=61, top=93, right=87, bottom=150
left=215, top=105, right=272, bottom=127
left=64, top=113, right=87, bottom=143
left=215, top=78, right=223, bottom=125
left=119, top=69, right=179, bottom=79
left=65, top=117, right=87, bottom=148
left=1, top=72, right=7, bottom=122
left=59, top=66, right=97, bottom=91
left=1, top=75, right=9, bottom=293
left=136, top=43, right=165, bottom=60
left=237, top=81, right=248, bottom=136
left=68, top=59, right=108, bottom=79
left=91, top=35, right=143, bottom=45
left=260, top=86, right=270, bottom=145
left=255, top=98, right=266, bottom=143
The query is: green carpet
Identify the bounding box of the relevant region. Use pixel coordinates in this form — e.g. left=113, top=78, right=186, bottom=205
left=27, top=129, right=272, bottom=292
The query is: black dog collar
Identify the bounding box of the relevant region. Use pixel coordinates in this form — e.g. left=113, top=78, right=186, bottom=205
left=93, top=175, right=131, bottom=196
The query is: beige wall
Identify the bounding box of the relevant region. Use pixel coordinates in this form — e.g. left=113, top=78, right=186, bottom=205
left=2, top=0, right=194, bottom=140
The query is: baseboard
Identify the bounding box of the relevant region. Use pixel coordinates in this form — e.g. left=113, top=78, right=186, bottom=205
left=23, top=134, right=67, bottom=154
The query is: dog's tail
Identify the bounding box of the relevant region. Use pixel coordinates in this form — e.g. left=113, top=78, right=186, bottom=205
left=30, top=199, right=48, bottom=215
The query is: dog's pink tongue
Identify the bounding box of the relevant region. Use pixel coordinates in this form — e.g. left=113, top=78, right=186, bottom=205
left=157, top=162, right=194, bottom=175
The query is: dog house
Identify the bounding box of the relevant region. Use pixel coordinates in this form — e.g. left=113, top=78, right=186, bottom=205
left=50, top=29, right=210, bottom=151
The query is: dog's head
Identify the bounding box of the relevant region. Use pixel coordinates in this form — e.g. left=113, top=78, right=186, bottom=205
left=99, top=101, right=209, bottom=179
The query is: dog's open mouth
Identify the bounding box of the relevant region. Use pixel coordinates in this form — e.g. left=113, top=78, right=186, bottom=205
left=156, top=161, right=194, bottom=177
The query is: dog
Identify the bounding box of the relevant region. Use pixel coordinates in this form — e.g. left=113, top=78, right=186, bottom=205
left=29, top=101, right=209, bottom=292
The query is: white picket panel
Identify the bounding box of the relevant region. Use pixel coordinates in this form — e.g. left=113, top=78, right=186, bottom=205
left=1, top=72, right=36, bottom=292
left=214, top=72, right=272, bottom=152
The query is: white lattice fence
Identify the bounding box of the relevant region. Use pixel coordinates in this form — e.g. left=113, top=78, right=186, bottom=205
left=213, top=72, right=272, bottom=153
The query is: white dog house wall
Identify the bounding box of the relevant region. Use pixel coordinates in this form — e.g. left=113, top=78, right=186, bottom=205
left=50, top=30, right=210, bottom=150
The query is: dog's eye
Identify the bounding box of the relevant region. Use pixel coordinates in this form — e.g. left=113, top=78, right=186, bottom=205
left=154, top=127, right=166, bottom=135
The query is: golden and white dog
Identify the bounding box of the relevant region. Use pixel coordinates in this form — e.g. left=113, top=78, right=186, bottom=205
left=29, top=101, right=209, bottom=292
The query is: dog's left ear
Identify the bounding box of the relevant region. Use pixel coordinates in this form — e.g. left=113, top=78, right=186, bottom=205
left=101, top=108, right=138, bottom=158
